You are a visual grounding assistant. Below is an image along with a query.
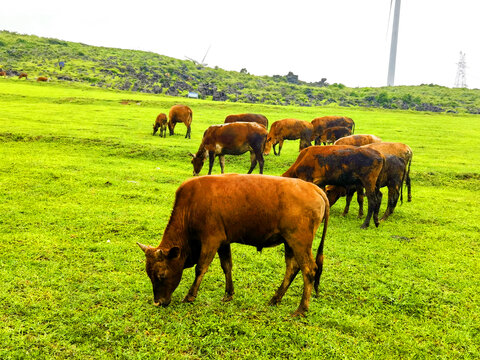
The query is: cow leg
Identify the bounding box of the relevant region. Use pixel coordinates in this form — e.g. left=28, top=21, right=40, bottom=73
left=218, top=244, right=234, bottom=302
left=373, top=190, right=383, bottom=227
left=208, top=151, right=215, bottom=175
left=356, top=185, right=365, bottom=218
left=289, top=239, right=317, bottom=317
left=185, top=125, right=191, bottom=139
left=342, top=186, right=355, bottom=216
left=269, top=243, right=300, bottom=306
left=382, top=183, right=399, bottom=221
left=360, top=186, right=377, bottom=229
left=253, top=148, right=264, bottom=174
left=314, top=136, right=321, bottom=146
left=219, top=155, right=226, bottom=174
left=273, top=142, right=278, bottom=156
left=183, top=243, right=218, bottom=303
left=277, top=140, right=284, bottom=156
left=247, top=152, right=258, bottom=174
left=406, top=172, right=412, bottom=202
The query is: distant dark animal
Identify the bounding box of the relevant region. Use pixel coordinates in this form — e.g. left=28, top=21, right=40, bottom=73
left=137, top=173, right=329, bottom=317
left=36, top=77, right=48, bottom=82
left=264, top=118, right=313, bottom=156
left=168, top=104, right=192, bottom=138
left=283, top=145, right=385, bottom=228
left=334, top=134, right=382, bottom=146
left=189, top=122, right=268, bottom=175
left=18, top=72, right=28, bottom=80
left=326, top=142, right=413, bottom=220
left=224, top=113, right=268, bottom=129
left=153, top=113, right=167, bottom=137
left=319, top=126, right=352, bottom=145
left=0, top=71, right=6, bottom=78
left=311, top=116, right=355, bottom=145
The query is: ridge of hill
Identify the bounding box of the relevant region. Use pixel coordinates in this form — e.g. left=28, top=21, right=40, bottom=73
left=1, top=30, right=479, bottom=114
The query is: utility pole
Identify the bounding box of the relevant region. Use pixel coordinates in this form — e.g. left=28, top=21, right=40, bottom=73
left=387, top=0, right=401, bottom=86
left=454, top=51, right=467, bottom=88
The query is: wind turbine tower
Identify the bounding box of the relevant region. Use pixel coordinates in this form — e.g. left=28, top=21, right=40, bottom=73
left=387, top=0, right=401, bottom=86
left=454, top=51, right=467, bottom=88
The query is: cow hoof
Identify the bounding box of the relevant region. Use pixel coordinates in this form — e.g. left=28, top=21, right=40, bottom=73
left=222, top=294, right=234, bottom=302
left=360, top=223, right=369, bottom=229
left=357, top=213, right=364, bottom=219
left=268, top=297, right=281, bottom=306
left=291, top=309, right=306, bottom=318
left=182, top=295, right=196, bottom=303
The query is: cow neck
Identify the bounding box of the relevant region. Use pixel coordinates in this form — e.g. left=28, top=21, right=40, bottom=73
left=158, top=209, right=190, bottom=264
left=195, top=141, right=207, bottom=159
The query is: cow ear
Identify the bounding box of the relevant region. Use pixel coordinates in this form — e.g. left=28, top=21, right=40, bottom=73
left=167, top=246, right=181, bottom=259
left=188, top=152, right=195, bottom=158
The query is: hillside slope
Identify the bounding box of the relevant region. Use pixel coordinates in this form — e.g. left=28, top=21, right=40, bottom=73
left=1, top=30, right=479, bottom=113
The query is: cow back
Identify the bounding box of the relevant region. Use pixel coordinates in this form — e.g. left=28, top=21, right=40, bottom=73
left=224, top=113, right=268, bottom=129
left=334, top=134, right=382, bottom=146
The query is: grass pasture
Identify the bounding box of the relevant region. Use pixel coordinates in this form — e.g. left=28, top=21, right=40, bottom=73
left=0, top=79, right=479, bottom=359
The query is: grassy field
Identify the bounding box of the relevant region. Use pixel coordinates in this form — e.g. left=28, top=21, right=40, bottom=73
left=0, top=79, right=479, bottom=359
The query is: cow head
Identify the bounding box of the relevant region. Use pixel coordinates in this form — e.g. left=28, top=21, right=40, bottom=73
left=153, top=123, right=159, bottom=136
left=137, top=243, right=183, bottom=307
left=189, top=151, right=207, bottom=176
left=168, top=121, right=175, bottom=135
left=263, top=137, right=273, bottom=155
left=325, top=185, right=346, bottom=206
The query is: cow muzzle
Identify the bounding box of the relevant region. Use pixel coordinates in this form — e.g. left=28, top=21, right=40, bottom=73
left=153, top=299, right=171, bottom=307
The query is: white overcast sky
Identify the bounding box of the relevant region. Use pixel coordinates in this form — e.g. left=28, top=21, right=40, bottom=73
left=1, top=0, right=479, bottom=89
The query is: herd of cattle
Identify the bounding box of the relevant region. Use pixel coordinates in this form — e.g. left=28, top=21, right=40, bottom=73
left=0, top=71, right=48, bottom=81
left=140, top=103, right=413, bottom=316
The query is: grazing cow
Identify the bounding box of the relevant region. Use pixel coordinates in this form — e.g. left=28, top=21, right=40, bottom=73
left=334, top=134, right=382, bottom=146
left=264, top=118, right=314, bottom=156
left=36, top=76, right=48, bottom=82
left=137, top=174, right=329, bottom=317
left=319, top=126, right=352, bottom=145
left=189, top=122, right=268, bottom=175
left=283, top=145, right=385, bottom=228
left=311, top=116, right=355, bottom=145
left=0, top=71, right=6, bottom=78
left=326, top=142, right=413, bottom=220
left=168, top=104, right=192, bottom=138
left=153, top=113, right=167, bottom=137
left=18, top=72, right=28, bottom=80
left=224, top=113, right=268, bottom=129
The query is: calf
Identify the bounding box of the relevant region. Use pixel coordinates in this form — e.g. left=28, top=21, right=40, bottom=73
left=319, top=126, right=352, bottom=145
left=18, top=72, right=28, bottom=80
left=326, top=142, right=413, bottom=220
left=137, top=174, right=329, bottom=317
left=168, top=104, right=192, bottom=138
left=264, top=118, right=313, bottom=155
left=311, top=116, right=355, bottom=145
left=36, top=76, right=48, bottom=82
left=189, top=122, right=268, bottom=175
left=0, top=71, right=6, bottom=78
left=282, top=145, right=385, bottom=228
left=334, top=134, right=382, bottom=146
left=153, top=113, right=167, bottom=137
left=224, top=113, right=268, bottom=129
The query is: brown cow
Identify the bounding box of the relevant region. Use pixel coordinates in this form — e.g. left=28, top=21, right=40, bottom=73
left=168, top=104, right=192, bottom=138
left=326, top=142, right=413, bottom=220
left=264, top=118, right=313, bottom=156
left=153, top=113, right=167, bottom=137
left=319, top=126, right=352, bottom=145
left=137, top=174, right=329, bottom=317
left=283, top=145, right=385, bottom=228
left=0, top=71, right=6, bottom=78
left=224, top=113, right=268, bottom=129
left=311, top=116, right=355, bottom=145
left=334, top=134, right=382, bottom=146
left=18, top=72, right=28, bottom=80
left=36, top=76, right=48, bottom=82
left=189, top=122, right=268, bottom=175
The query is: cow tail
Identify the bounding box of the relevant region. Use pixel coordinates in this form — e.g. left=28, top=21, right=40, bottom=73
left=352, top=120, right=355, bottom=134
left=314, top=191, right=329, bottom=296
left=400, top=162, right=406, bottom=205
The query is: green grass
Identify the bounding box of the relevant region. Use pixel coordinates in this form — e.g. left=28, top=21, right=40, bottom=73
left=0, top=79, right=479, bottom=359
